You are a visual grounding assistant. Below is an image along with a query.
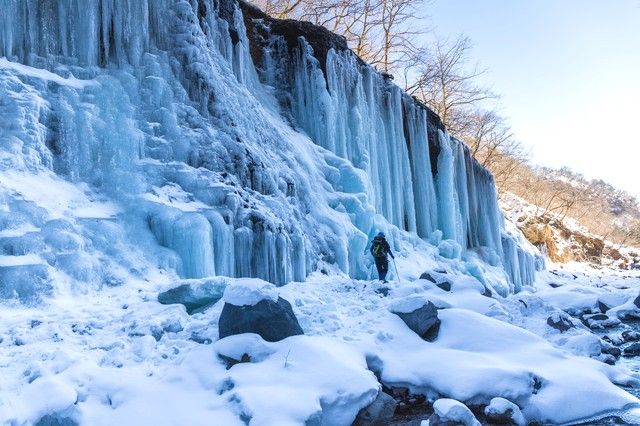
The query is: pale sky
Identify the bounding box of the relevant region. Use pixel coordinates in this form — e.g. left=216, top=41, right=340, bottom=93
left=425, top=0, right=640, bottom=199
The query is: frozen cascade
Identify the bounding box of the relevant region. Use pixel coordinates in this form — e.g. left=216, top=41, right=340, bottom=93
left=0, top=0, right=541, bottom=303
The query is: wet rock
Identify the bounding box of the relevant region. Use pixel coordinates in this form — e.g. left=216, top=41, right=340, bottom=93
left=484, top=397, right=525, bottom=426
left=547, top=313, right=574, bottom=333
left=218, top=297, right=303, bottom=342
left=391, top=301, right=440, bottom=342
left=354, top=390, right=397, bottom=426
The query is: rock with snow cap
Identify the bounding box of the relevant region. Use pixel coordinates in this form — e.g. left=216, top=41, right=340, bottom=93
left=546, top=313, right=574, bottom=333
left=484, top=397, right=525, bottom=426
left=428, top=398, right=481, bottom=426
left=353, top=390, right=397, bottom=426
left=218, top=279, right=303, bottom=342
left=390, top=299, right=442, bottom=342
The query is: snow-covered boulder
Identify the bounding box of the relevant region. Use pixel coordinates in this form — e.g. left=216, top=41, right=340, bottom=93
left=158, top=277, right=226, bottom=314
left=390, top=300, right=441, bottom=341
left=218, top=279, right=303, bottom=342
left=546, top=313, right=574, bottom=332
left=484, top=397, right=525, bottom=426
left=353, top=390, right=397, bottom=426
left=428, top=398, right=481, bottom=426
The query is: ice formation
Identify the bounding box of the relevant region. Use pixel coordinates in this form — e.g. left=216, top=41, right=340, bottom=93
left=0, top=0, right=541, bottom=303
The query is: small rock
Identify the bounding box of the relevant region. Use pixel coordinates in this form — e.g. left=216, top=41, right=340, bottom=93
left=375, top=287, right=390, bottom=297
left=419, top=272, right=437, bottom=283
left=623, top=330, right=640, bottom=342
left=428, top=399, right=481, bottom=426
left=484, top=397, right=525, bottom=426
left=158, top=279, right=226, bottom=315
left=392, top=301, right=441, bottom=342
left=623, top=342, right=640, bottom=357
left=634, top=295, right=640, bottom=309
left=547, top=313, right=574, bottom=333
left=30, top=320, right=42, bottom=328
left=354, top=391, right=397, bottom=426
left=437, top=281, right=452, bottom=292
left=601, top=340, right=622, bottom=357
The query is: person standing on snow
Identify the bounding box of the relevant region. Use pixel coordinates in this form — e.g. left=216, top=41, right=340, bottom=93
left=369, top=231, right=394, bottom=283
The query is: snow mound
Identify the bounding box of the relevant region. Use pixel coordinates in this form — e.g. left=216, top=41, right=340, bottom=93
left=223, top=278, right=279, bottom=307
left=432, top=398, right=481, bottom=426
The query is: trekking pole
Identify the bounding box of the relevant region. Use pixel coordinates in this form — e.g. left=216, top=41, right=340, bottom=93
left=392, top=258, right=401, bottom=285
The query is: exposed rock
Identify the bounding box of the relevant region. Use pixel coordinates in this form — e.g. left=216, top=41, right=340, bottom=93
left=484, top=397, right=525, bottom=426
left=428, top=399, right=481, bottom=426
left=622, top=330, right=640, bottom=343
left=547, top=313, right=574, bottom=332
left=634, top=294, right=640, bottom=309
left=600, top=340, right=621, bottom=358
left=218, top=297, right=303, bottom=342
left=391, top=301, right=441, bottom=342
left=420, top=272, right=437, bottom=283
left=623, top=342, right=640, bottom=357
left=158, top=279, right=225, bottom=315
left=419, top=272, right=452, bottom=291
left=583, top=313, right=620, bottom=329
left=354, top=390, right=397, bottom=426
left=598, top=300, right=612, bottom=313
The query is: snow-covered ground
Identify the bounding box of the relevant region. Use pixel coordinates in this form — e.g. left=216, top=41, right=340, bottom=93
left=2, top=261, right=640, bottom=425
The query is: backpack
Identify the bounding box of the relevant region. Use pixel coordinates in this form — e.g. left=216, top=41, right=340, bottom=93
left=371, top=237, right=387, bottom=258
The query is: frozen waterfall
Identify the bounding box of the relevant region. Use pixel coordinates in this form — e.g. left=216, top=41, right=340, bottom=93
left=0, top=0, right=541, bottom=302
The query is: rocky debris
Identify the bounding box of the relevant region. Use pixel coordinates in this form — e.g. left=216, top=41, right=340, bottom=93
left=157, top=279, right=225, bottom=315
left=353, top=390, right=397, bottom=426
left=483, top=397, right=525, bottom=426
left=428, top=398, right=481, bottom=426
left=603, top=334, right=624, bottom=346
left=218, top=297, right=303, bottom=342
left=391, top=301, right=440, bottom=342
left=547, top=313, right=575, bottom=333
left=623, top=342, right=640, bottom=357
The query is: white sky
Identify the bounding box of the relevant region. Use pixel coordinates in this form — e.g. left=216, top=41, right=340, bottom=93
left=426, top=0, right=640, bottom=198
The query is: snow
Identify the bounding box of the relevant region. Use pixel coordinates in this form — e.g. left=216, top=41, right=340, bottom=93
left=432, top=398, right=481, bottom=426
left=485, top=397, right=525, bottom=426
left=0, top=0, right=637, bottom=424
left=223, top=278, right=279, bottom=306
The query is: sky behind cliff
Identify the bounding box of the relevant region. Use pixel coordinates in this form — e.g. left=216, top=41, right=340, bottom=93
left=426, top=0, right=640, bottom=198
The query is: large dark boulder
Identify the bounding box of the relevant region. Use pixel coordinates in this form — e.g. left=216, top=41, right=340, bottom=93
left=353, top=391, right=397, bottom=426
left=392, top=301, right=440, bottom=342
left=547, top=313, right=574, bottom=333
left=218, top=297, right=303, bottom=342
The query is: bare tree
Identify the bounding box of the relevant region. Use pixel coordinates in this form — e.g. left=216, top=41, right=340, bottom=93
left=406, top=36, right=496, bottom=135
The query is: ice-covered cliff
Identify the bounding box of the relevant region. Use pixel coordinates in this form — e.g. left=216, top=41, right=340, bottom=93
left=0, top=0, right=541, bottom=304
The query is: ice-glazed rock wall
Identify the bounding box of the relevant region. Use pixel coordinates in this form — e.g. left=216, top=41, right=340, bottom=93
left=0, top=0, right=540, bottom=303
left=241, top=2, right=542, bottom=291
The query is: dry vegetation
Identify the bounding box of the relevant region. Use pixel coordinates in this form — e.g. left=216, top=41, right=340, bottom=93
left=252, top=0, right=640, bottom=253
